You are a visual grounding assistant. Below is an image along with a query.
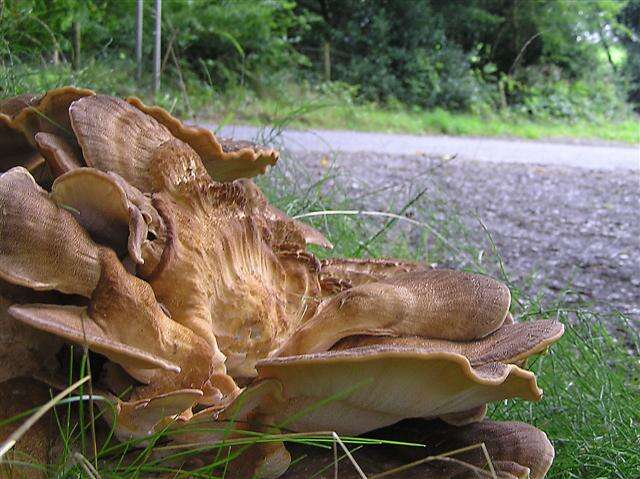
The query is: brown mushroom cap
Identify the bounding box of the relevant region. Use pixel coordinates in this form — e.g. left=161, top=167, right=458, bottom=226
left=8, top=303, right=179, bottom=373
left=127, top=96, right=279, bottom=181
left=331, top=320, right=564, bottom=367
left=258, top=352, right=540, bottom=435
left=379, top=419, right=555, bottom=479
left=51, top=167, right=131, bottom=251
left=0, top=93, right=38, bottom=117
left=257, top=320, right=562, bottom=435
left=33, top=132, right=84, bottom=176
left=51, top=167, right=163, bottom=264
left=0, top=167, right=101, bottom=296
left=281, top=419, right=554, bottom=479
left=69, top=95, right=177, bottom=192
left=102, top=388, right=204, bottom=440
left=276, top=269, right=511, bottom=357
left=12, top=86, right=94, bottom=147
left=0, top=113, right=44, bottom=173
left=3, top=88, right=90, bottom=184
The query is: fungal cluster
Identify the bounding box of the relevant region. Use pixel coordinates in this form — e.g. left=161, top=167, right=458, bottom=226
left=0, top=88, right=563, bottom=478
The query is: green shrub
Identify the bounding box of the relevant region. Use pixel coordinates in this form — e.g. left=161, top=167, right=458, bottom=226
left=296, top=1, right=482, bottom=111
left=166, top=0, right=307, bottom=92
left=512, top=66, right=632, bottom=121
left=295, top=0, right=636, bottom=119
left=619, top=0, right=640, bottom=109
left=1, top=0, right=638, bottom=122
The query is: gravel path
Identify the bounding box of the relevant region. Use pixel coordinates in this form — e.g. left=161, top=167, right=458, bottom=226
left=215, top=125, right=639, bottom=170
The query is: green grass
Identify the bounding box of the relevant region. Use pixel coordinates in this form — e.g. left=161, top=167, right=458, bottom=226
left=208, top=95, right=640, bottom=145
left=492, top=310, right=640, bottom=478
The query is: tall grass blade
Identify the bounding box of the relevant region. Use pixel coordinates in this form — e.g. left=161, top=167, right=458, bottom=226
left=0, top=375, right=90, bottom=460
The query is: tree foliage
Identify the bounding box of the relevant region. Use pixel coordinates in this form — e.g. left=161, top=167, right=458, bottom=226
left=0, top=0, right=637, bottom=114
left=618, top=0, right=640, bottom=106
left=296, top=0, right=635, bottom=111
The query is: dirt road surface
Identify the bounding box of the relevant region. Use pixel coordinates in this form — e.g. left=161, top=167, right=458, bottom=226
left=216, top=124, right=639, bottom=170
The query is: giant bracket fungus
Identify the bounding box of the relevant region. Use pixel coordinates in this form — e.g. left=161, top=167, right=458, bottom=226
left=0, top=87, right=564, bottom=478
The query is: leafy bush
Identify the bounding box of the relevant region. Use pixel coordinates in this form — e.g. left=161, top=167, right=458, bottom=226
left=0, top=0, right=306, bottom=94
left=296, top=0, right=637, bottom=118
left=0, top=0, right=638, bottom=121
left=619, top=0, right=640, bottom=109
left=165, top=0, right=307, bottom=91
left=295, top=1, right=484, bottom=111
left=507, top=66, right=632, bottom=120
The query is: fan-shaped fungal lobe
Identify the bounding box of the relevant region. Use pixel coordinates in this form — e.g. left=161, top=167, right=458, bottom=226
left=69, top=95, right=177, bottom=192
left=276, top=269, right=512, bottom=357
left=0, top=114, right=43, bottom=173
left=0, top=167, right=101, bottom=296
left=127, top=96, right=279, bottom=181
left=258, top=319, right=562, bottom=435
left=13, top=86, right=94, bottom=146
